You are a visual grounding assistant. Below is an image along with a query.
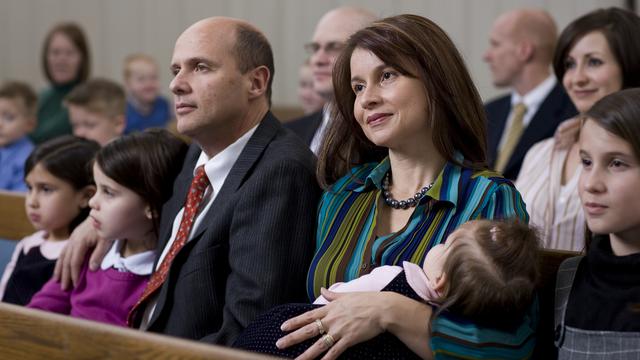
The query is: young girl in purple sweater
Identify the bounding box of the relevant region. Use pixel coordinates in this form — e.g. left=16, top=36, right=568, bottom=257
left=28, top=129, right=187, bottom=327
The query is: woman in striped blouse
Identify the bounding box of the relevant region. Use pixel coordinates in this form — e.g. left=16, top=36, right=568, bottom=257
left=515, top=8, right=640, bottom=251
left=276, top=15, right=534, bottom=360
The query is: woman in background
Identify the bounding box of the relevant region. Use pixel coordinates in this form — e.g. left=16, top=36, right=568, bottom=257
left=516, top=8, right=640, bottom=251
left=30, top=22, right=91, bottom=144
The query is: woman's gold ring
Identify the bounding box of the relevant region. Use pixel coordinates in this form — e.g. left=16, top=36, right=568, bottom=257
left=322, top=334, right=335, bottom=348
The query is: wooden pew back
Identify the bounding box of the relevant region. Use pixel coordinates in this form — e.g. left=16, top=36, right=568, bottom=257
left=0, top=303, right=275, bottom=359
left=0, top=191, right=33, bottom=241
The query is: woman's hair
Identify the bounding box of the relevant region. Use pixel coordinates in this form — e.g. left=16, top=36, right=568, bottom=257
left=553, top=8, right=640, bottom=89
left=42, top=22, right=91, bottom=85
left=585, top=88, right=640, bottom=162
left=94, top=129, right=188, bottom=238
left=24, top=135, right=100, bottom=232
left=318, top=14, right=487, bottom=187
left=436, top=220, right=540, bottom=329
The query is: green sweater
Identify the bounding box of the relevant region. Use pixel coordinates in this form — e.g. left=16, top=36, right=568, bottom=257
left=30, top=83, right=77, bottom=144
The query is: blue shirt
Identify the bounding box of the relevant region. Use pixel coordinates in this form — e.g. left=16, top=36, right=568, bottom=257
left=0, top=136, right=34, bottom=192
left=124, top=96, right=171, bottom=134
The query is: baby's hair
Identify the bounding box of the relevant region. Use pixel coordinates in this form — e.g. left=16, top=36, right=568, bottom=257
left=437, top=220, right=540, bottom=329
left=65, top=78, right=126, bottom=118
left=24, top=135, right=100, bottom=232
left=94, top=129, right=188, bottom=238
left=0, top=81, right=38, bottom=118
left=123, top=53, right=158, bottom=80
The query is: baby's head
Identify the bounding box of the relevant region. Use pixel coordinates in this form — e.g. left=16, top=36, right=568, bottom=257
left=123, top=54, right=161, bottom=106
left=0, top=81, right=37, bottom=147
left=425, top=220, right=540, bottom=328
left=65, top=78, right=126, bottom=146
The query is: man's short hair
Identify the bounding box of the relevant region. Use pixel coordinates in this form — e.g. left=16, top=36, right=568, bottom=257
left=65, top=78, right=126, bottom=117
left=233, top=24, right=274, bottom=106
left=0, top=81, right=38, bottom=118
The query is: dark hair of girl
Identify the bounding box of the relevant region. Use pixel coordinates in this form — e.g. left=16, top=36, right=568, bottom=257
left=24, top=135, right=100, bottom=233
left=94, top=129, right=188, bottom=238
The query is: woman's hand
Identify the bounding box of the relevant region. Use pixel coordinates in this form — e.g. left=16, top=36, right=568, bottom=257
left=53, top=218, right=112, bottom=290
left=277, top=288, right=432, bottom=360
left=554, top=117, right=581, bottom=150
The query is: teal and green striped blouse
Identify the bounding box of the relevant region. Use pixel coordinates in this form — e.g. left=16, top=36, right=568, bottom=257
left=307, top=154, right=536, bottom=359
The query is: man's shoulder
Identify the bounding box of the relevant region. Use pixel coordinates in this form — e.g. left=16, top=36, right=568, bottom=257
left=484, top=93, right=511, bottom=110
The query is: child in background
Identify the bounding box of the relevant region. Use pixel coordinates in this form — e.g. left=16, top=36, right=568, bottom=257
left=0, top=136, right=98, bottom=305
left=28, top=129, right=187, bottom=327
left=555, top=88, right=640, bottom=358
left=0, top=81, right=37, bottom=192
left=235, top=219, right=540, bottom=359
left=123, top=54, right=172, bottom=133
left=65, top=78, right=126, bottom=146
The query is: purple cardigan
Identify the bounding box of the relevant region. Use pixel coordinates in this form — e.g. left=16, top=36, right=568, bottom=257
left=28, top=260, right=149, bottom=327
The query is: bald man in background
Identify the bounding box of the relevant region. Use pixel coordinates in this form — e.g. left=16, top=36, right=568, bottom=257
left=286, top=6, right=376, bottom=154
left=483, top=9, right=576, bottom=180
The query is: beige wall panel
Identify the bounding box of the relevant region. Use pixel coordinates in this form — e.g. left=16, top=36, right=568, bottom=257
left=0, top=0, right=627, bottom=108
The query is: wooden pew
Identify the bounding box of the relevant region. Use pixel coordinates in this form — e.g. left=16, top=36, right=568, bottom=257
left=0, top=191, right=33, bottom=241
left=533, top=248, right=581, bottom=359
left=0, top=302, right=276, bottom=359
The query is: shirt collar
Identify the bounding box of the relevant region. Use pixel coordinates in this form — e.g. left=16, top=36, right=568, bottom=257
left=101, top=239, right=156, bottom=275
left=194, top=124, right=258, bottom=194
left=356, top=152, right=466, bottom=207
left=510, top=75, right=556, bottom=109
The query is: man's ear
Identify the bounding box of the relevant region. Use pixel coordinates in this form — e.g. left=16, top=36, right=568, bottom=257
left=518, top=41, right=535, bottom=63
left=247, top=65, right=270, bottom=100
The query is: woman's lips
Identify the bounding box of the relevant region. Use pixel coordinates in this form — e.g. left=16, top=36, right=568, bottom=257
left=583, top=201, right=607, bottom=216
left=366, top=113, right=392, bottom=125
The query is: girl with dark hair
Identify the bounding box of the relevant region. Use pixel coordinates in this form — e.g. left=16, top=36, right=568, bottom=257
left=275, top=14, right=532, bottom=360
left=27, top=129, right=187, bottom=327
left=0, top=135, right=99, bottom=305
left=30, top=22, right=91, bottom=144
left=555, top=88, right=640, bottom=358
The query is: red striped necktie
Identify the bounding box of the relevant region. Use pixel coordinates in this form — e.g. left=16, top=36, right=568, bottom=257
left=127, top=165, right=210, bottom=327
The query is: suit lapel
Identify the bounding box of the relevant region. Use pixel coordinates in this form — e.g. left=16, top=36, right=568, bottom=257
left=147, top=112, right=280, bottom=328
left=486, top=97, right=511, bottom=164
left=505, top=83, right=567, bottom=173
left=188, top=112, right=279, bottom=241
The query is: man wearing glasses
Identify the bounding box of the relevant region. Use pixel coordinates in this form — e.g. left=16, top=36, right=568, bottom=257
left=286, top=7, right=376, bottom=155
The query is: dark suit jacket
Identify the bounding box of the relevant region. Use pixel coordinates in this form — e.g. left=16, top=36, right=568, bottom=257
left=284, top=110, right=323, bottom=145
left=485, top=83, right=577, bottom=180
left=146, top=112, right=321, bottom=345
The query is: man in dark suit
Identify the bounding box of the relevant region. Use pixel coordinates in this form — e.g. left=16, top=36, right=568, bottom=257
left=57, top=17, right=320, bottom=345
left=286, top=7, right=376, bottom=154
left=483, top=9, right=577, bottom=180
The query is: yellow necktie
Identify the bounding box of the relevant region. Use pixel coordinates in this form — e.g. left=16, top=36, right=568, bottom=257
left=495, top=103, right=527, bottom=173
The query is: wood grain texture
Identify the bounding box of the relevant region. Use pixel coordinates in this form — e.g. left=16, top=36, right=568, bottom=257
left=0, top=191, right=33, bottom=241
left=0, top=302, right=277, bottom=359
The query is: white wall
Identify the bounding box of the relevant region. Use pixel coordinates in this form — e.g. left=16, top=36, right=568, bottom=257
left=0, top=0, right=624, bottom=108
